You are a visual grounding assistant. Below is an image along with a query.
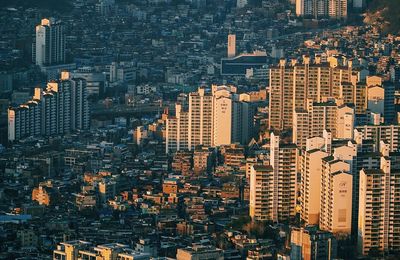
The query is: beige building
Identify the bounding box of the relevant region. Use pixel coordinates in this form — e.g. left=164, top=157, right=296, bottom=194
left=221, top=144, right=245, bottom=168
left=250, top=132, right=298, bottom=222
left=319, top=157, right=352, bottom=237
left=300, top=147, right=328, bottom=226
left=336, top=105, right=355, bottom=139
left=366, top=75, right=383, bottom=87
left=269, top=56, right=354, bottom=131
left=354, top=83, right=368, bottom=114
left=189, top=88, right=214, bottom=149
left=166, top=86, right=253, bottom=153
left=213, top=87, right=233, bottom=146
left=328, top=0, right=348, bottom=19
left=358, top=154, right=400, bottom=255
left=293, top=109, right=309, bottom=149
left=245, top=155, right=269, bottom=180
left=249, top=165, right=274, bottom=220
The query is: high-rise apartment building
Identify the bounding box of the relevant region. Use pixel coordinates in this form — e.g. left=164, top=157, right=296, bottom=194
left=328, top=0, right=347, bottom=19
left=332, top=141, right=359, bottom=237
left=296, top=0, right=347, bottom=19
left=249, top=165, right=274, bottom=221
left=269, top=56, right=354, bottom=131
left=346, top=76, right=395, bottom=123
left=358, top=154, right=400, bottom=255
left=319, top=156, right=352, bottom=237
left=300, top=146, right=328, bottom=226
left=8, top=76, right=89, bottom=142
left=33, top=18, right=66, bottom=67
left=345, top=134, right=393, bottom=241
left=165, top=85, right=254, bottom=153
left=249, top=133, right=297, bottom=222
left=189, top=88, right=214, bottom=148
left=227, top=34, right=236, bottom=58
left=296, top=0, right=326, bottom=18
left=269, top=133, right=298, bottom=222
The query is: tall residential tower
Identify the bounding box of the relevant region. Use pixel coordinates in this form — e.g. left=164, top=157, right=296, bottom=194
left=33, top=18, right=66, bottom=67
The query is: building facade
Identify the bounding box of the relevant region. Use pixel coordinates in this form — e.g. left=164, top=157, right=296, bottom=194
left=269, top=57, right=354, bottom=131
left=319, top=157, right=352, bottom=237
left=8, top=77, right=89, bottom=142
left=300, top=148, right=328, bottom=226
left=33, top=18, right=66, bottom=67
left=296, top=0, right=347, bottom=19
left=165, top=86, right=254, bottom=153
left=249, top=165, right=274, bottom=221
left=358, top=154, right=400, bottom=255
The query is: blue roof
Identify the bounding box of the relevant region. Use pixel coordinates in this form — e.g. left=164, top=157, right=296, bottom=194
left=0, top=214, right=32, bottom=222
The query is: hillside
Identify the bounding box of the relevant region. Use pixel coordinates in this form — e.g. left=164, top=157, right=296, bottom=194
left=365, top=0, right=400, bottom=34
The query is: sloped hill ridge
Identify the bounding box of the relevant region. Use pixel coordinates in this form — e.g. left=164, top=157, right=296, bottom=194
left=365, top=0, right=400, bottom=34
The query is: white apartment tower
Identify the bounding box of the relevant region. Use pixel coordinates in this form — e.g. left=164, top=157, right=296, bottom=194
left=189, top=88, right=214, bottom=148
left=33, top=18, right=66, bottom=67
left=319, top=156, right=353, bottom=237
left=300, top=144, right=328, bottom=226
left=213, top=88, right=232, bottom=146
